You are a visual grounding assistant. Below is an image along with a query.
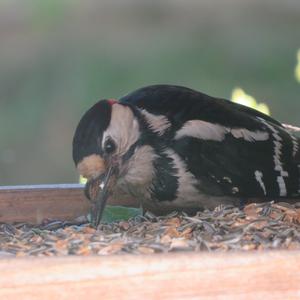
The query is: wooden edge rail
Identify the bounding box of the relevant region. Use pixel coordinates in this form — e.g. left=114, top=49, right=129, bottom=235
left=0, top=250, right=300, bottom=299
left=0, top=184, right=138, bottom=224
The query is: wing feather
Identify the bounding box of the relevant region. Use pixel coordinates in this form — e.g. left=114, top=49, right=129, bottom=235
left=120, top=84, right=300, bottom=197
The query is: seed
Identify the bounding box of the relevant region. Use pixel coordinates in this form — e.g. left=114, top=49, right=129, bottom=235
left=0, top=202, right=300, bottom=257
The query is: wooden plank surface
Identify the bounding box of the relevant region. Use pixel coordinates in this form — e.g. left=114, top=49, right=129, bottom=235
left=0, top=184, right=138, bottom=224
left=0, top=251, right=299, bottom=299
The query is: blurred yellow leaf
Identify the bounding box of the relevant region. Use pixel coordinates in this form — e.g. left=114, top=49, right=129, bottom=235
left=79, top=175, right=87, bottom=184
left=231, top=87, right=270, bottom=116
left=295, top=49, right=300, bottom=83
left=231, top=88, right=257, bottom=108
left=256, top=103, right=270, bottom=116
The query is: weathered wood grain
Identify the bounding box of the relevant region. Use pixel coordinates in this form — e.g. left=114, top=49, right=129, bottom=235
left=0, top=184, right=138, bottom=224
left=0, top=251, right=300, bottom=300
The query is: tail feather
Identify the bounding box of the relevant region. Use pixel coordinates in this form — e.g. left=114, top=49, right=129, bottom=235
left=298, top=164, right=300, bottom=194
left=296, top=137, right=300, bottom=161
left=296, top=138, right=300, bottom=194
left=283, top=123, right=300, bottom=133
left=289, top=134, right=300, bottom=195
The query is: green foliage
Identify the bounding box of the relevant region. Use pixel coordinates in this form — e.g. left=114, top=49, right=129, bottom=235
left=101, top=206, right=142, bottom=223
left=79, top=176, right=87, bottom=184
left=87, top=206, right=142, bottom=223
left=80, top=176, right=141, bottom=222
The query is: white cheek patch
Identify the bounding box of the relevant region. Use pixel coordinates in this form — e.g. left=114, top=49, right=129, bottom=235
left=174, top=120, right=269, bottom=142
left=140, top=109, right=171, bottom=136
left=103, top=104, right=140, bottom=156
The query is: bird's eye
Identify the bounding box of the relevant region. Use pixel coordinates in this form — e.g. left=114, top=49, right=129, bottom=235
left=104, top=138, right=116, bottom=155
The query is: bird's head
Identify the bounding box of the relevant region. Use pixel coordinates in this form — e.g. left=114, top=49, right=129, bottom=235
left=73, top=98, right=163, bottom=225
left=72, top=98, right=142, bottom=195
left=73, top=94, right=174, bottom=224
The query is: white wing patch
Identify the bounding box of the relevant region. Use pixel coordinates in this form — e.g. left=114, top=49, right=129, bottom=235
left=175, top=120, right=269, bottom=142
left=164, top=149, right=200, bottom=204
left=230, top=128, right=269, bottom=142
left=175, top=120, right=226, bottom=141
left=254, top=170, right=267, bottom=195
left=140, top=109, right=171, bottom=136
left=257, top=117, right=288, bottom=196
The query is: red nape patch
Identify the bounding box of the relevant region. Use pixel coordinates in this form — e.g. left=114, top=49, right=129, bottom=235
left=107, top=98, right=118, bottom=106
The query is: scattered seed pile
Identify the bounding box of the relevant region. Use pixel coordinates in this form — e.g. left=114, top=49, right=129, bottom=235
left=1, top=202, right=300, bottom=257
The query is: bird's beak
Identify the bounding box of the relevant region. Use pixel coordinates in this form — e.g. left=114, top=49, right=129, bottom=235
left=85, top=164, right=118, bottom=227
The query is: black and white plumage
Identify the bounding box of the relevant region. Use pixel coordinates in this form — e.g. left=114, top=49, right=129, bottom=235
left=72, top=85, right=300, bottom=218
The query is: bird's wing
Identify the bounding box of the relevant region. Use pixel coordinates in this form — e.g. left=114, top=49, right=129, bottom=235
left=119, top=84, right=282, bottom=129
left=172, top=125, right=300, bottom=198
left=120, top=85, right=300, bottom=198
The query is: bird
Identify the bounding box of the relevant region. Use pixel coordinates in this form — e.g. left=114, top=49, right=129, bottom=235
left=72, top=84, right=300, bottom=223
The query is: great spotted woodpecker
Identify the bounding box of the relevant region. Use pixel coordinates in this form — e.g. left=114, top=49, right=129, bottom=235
left=72, top=85, right=300, bottom=223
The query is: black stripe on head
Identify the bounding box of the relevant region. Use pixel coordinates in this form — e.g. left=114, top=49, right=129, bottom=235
left=72, top=100, right=112, bottom=165
left=122, top=141, right=139, bottom=163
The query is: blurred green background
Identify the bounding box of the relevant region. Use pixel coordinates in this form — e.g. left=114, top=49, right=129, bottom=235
left=0, top=0, right=299, bottom=185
